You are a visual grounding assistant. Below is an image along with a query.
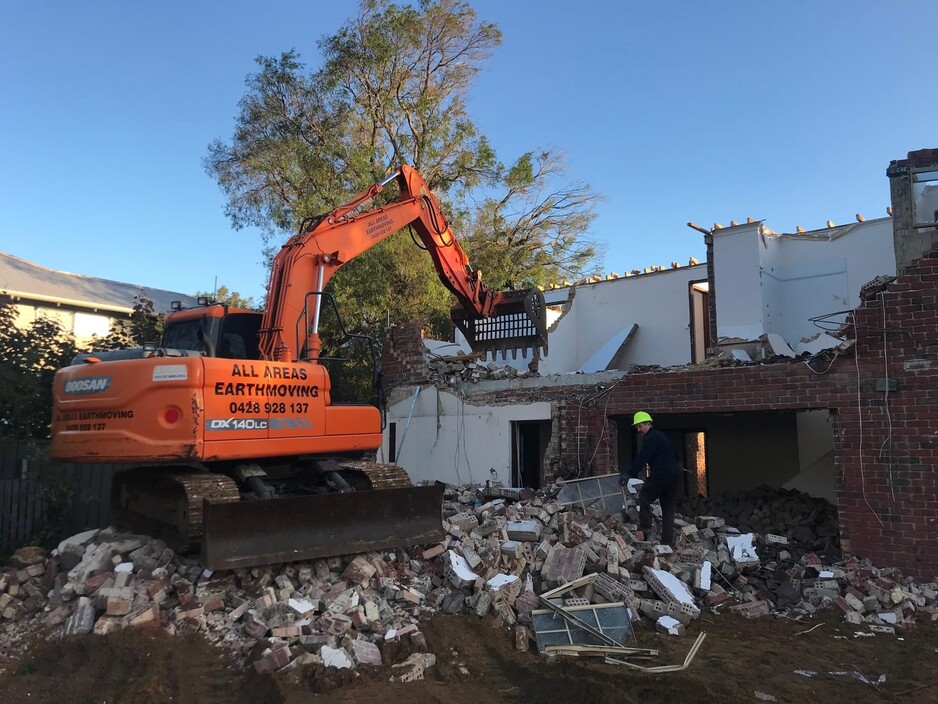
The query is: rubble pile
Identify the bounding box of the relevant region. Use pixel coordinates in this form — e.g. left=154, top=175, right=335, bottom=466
left=678, top=487, right=841, bottom=558
left=427, top=352, right=530, bottom=385
left=0, top=480, right=934, bottom=677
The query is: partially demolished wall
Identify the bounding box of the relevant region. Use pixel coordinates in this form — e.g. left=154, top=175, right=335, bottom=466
left=383, top=250, right=938, bottom=578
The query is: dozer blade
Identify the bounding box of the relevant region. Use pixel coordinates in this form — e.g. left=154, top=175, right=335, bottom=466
left=201, top=484, right=445, bottom=570
left=452, top=287, right=548, bottom=360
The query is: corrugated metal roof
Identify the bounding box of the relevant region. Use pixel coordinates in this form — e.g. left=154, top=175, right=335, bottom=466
left=0, top=251, right=198, bottom=313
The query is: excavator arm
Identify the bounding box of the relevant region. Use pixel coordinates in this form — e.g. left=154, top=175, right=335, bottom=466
left=259, top=165, right=547, bottom=363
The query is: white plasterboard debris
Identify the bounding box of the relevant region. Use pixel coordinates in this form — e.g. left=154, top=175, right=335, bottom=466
left=486, top=573, right=519, bottom=590
left=878, top=612, right=898, bottom=624
left=797, top=670, right=886, bottom=685
left=818, top=570, right=835, bottom=578
left=424, top=338, right=471, bottom=356
left=731, top=349, right=752, bottom=362
left=656, top=615, right=682, bottom=635
left=288, top=598, right=316, bottom=614
left=796, top=332, right=843, bottom=356
left=114, top=562, right=134, bottom=573
left=699, top=561, right=712, bottom=591
left=448, top=551, right=480, bottom=581
left=577, top=325, right=638, bottom=373
left=384, top=628, right=398, bottom=640
left=627, top=478, right=644, bottom=495
left=767, top=333, right=796, bottom=357
left=726, top=534, right=759, bottom=563
left=648, top=568, right=695, bottom=606
left=321, top=645, right=353, bottom=669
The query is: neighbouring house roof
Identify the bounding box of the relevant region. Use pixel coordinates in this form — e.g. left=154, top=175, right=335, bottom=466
left=0, top=251, right=198, bottom=314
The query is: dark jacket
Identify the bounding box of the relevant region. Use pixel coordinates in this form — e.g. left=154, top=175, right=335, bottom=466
left=628, top=427, right=680, bottom=479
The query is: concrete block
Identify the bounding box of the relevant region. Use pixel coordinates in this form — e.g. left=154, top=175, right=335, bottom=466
left=506, top=520, right=541, bottom=542
left=500, top=540, right=523, bottom=559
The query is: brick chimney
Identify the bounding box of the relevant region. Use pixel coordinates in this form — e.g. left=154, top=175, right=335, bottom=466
left=887, top=148, right=938, bottom=273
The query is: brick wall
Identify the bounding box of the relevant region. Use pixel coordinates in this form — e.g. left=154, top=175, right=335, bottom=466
left=380, top=322, right=434, bottom=388
left=832, top=250, right=938, bottom=578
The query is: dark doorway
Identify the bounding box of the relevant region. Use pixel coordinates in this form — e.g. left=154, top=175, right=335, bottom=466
left=689, top=279, right=710, bottom=363
left=511, top=420, right=551, bottom=489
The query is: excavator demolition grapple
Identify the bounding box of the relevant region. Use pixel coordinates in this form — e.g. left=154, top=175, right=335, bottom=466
left=51, top=166, right=548, bottom=570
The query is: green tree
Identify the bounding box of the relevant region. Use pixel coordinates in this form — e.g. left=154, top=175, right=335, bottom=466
left=194, top=285, right=257, bottom=310
left=92, top=294, right=165, bottom=351
left=469, top=151, right=604, bottom=290
left=204, top=0, right=603, bottom=347
left=0, top=299, right=82, bottom=440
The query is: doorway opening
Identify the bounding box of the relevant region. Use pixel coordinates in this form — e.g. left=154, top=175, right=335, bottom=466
left=689, top=279, right=710, bottom=363
left=511, top=420, right=551, bottom=489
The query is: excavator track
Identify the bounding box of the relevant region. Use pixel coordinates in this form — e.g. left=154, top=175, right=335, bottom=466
left=334, top=460, right=414, bottom=489
left=112, top=461, right=444, bottom=570
left=111, top=468, right=240, bottom=554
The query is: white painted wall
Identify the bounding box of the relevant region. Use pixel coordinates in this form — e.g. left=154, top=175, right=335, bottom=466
left=711, top=222, right=767, bottom=341
left=762, top=219, right=895, bottom=346
left=531, top=266, right=706, bottom=374
left=713, top=218, right=896, bottom=348
left=11, top=302, right=116, bottom=345
left=379, top=386, right=551, bottom=487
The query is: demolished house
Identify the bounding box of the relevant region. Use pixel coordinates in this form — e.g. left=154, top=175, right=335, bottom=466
left=380, top=149, right=938, bottom=579
left=2, top=151, right=937, bottom=680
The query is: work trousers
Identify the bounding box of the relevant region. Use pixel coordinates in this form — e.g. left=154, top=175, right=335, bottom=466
left=638, top=471, right=680, bottom=546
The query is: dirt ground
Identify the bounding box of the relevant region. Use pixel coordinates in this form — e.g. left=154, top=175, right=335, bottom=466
left=1, top=612, right=935, bottom=704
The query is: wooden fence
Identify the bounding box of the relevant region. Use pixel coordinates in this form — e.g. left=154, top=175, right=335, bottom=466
left=0, top=441, right=121, bottom=554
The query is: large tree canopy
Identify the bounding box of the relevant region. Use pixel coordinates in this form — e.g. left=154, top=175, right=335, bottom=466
left=205, top=0, right=603, bottom=342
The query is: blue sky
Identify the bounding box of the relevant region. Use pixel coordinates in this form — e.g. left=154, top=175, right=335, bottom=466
left=2, top=1, right=936, bottom=304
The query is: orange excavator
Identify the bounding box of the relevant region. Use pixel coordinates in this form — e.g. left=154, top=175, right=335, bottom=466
left=50, top=166, right=547, bottom=570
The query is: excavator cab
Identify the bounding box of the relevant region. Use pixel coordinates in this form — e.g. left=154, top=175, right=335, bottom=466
left=161, top=302, right=263, bottom=360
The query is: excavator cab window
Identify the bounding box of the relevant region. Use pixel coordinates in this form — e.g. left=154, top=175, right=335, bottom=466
left=162, top=317, right=221, bottom=355
left=218, top=312, right=262, bottom=360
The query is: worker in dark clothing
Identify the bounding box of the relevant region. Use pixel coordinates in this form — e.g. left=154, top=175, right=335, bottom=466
left=619, top=411, right=681, bottom=546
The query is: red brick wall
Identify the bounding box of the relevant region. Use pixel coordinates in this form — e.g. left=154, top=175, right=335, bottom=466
left=832, top=250, right=938, bottom=578
left=380, top=323, right=434, bottom=388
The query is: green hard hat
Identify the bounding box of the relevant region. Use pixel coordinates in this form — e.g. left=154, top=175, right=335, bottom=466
left=632, top=411, right=653, bottom=425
